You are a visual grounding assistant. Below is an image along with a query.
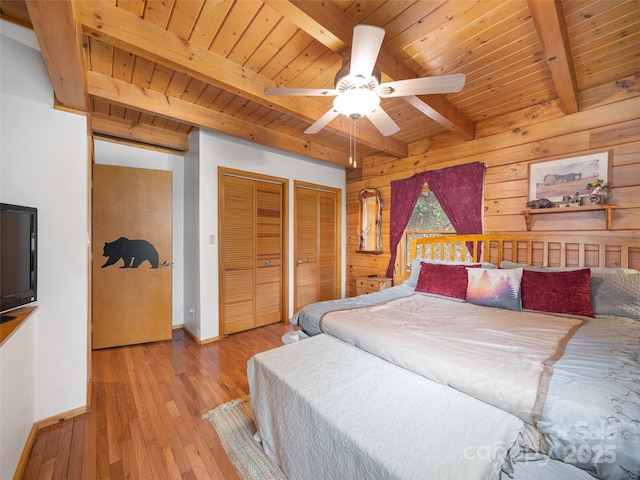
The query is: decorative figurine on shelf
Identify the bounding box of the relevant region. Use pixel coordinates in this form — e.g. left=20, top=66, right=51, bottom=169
left=586, top=179, right=608, bottom=205
left=562, top=192, right=581, bottom=207
left=526, top=198, right=553, bottom=209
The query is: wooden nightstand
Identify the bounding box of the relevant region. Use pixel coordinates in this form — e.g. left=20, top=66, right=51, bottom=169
left=356, top=277, right=392, bottom=295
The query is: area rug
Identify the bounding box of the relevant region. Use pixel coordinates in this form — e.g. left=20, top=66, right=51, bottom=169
left=203, top=396, right=287, bottom=480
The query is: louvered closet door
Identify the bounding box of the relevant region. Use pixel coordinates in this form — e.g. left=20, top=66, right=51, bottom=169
left=221, top=175, right=256, bottom=335
left=294, top=183, right=341, bottom=313
left=220, top=172, right=284, bottom=335
left=294, top=187, right=319, bottom=311
left=318, top=192, right=338, bottom=301
left=255, top=181, right=283, bottom=327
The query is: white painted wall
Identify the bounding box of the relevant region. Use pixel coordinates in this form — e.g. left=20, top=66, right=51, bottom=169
left=93, top=140, right=185, bottom=327
left=183, top=133, right=201, bottom=337
left=1, top=20, right=88, bottom=479
left=187, top=130, right=346, bottom=341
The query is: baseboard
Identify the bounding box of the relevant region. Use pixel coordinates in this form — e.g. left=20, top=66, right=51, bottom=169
left=12, top=423, right=38, bottom=480
left=36, top=404, right=90, bottom=430
left=181, top=325, right=220, bottom=345
left=12, top=404, right=89, bottom=480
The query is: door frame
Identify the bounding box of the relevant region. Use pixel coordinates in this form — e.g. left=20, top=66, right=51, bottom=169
left=218, top=167, right=289, bottom=336
left=293, top=180, right=342, bottom=311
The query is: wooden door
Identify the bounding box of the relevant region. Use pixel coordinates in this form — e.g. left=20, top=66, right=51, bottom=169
left=294, top=183, right=341, bottom=313
left=92, top=165, right=172, bottom=349
left=255, top=181, right=283, bottom=327
left=294, top=187, right=319, bottom=311
left=219, top=171, right=284, bottom=335
left=220, top=175, right=256, bottom=335
left=318, top=193, right=339, bottom=300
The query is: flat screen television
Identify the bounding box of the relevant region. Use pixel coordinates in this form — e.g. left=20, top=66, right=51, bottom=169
left=1, top=203, right=38, bottom=320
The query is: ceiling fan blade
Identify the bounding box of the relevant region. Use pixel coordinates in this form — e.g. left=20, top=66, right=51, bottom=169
left=304, top=109, right=340, bottom=134
left=265, top=87, right=338, bottom=97
left=377, top=73, right=466, bottom=97
left=349, top=25, right=385, bottom=81
left=366, top=107, right=400, bottom=137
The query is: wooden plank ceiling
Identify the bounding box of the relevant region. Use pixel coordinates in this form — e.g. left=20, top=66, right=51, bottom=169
left=1, top=0, right=639, bottom=167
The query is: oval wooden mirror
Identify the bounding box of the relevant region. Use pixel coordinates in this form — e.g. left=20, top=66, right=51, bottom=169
left=357, top=188, right=383, bottom=254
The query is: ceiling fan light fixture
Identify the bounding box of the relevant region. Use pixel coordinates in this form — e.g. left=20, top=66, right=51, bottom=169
left=335, top=67, right=381, bottom=92
left=333, top=89, right=380, bottom=118
left=270, top=25, right=462, bottom=139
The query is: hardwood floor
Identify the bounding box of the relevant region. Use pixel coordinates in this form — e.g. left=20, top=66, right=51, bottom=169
left=22, top=322, right=297, bottom=480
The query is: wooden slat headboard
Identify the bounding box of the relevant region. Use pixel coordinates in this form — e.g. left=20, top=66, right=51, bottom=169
left=410, top=234, right=640, bottom=271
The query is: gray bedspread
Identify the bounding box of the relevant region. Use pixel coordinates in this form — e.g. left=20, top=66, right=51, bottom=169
left=291, top=290, right=640, bottom=479
left=291, top=284, right=415, bottom=335
left=540, top=315, right=640, bottom=480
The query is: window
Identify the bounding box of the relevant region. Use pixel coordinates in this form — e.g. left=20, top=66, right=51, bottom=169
left=397, top=186, right=456, bottom=280
left=386, top=163, right=484, bottom=282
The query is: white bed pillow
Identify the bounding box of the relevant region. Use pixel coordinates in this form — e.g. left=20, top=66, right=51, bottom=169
left=405, top=257, right=496, bottom=288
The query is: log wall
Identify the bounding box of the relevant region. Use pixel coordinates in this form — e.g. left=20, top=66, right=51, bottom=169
left=345, top=75, right=640, bottom=297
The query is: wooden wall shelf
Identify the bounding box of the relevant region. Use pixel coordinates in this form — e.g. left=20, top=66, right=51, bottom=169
left=522, top=205, right=618, bottom=231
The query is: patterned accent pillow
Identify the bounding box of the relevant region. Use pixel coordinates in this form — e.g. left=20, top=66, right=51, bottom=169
left=521, top=269, right=594, bottom=318
left=466, top=268, right=523, bottom=311
left=590, top=272, right=640, bottom=320
left=415, top=262, right=479, bottom=299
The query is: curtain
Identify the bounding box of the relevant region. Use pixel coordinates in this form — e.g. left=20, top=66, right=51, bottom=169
left=384, top=162, right=485, bottom=280
left=385, top=173, right=427, bottom=279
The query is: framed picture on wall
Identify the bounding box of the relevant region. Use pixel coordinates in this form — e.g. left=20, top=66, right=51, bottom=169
left=528, top=151, right=611, bottom=202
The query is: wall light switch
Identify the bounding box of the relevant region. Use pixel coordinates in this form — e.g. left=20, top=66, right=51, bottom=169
left=209, top=234, right=216, bottom=245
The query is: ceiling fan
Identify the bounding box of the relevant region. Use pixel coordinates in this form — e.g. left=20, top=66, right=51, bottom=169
left=264, top=24, right=466, bottom=137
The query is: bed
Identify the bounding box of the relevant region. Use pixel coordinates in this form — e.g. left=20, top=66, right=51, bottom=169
left=248, top=234, right=640, bottom=480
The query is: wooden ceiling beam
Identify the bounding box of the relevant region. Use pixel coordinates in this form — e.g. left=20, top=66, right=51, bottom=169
left=91, top=113, right=189, bottom=152
left=25, top=0, right=86, bottom=111
left=78, top=1, right=406, bottom=158
left=267, top=0, right=475, bottom=140
left=87, top=71, right=350, bottom=167
left=527, top=0, right=579, bottom=114
left=263, top=0, right=351, bottom=55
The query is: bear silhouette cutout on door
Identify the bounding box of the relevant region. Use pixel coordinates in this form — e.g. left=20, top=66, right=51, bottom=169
left=102, top=236, right=159, bottom=269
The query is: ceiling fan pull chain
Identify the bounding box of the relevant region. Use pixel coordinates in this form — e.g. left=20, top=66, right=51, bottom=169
left=348, top=116, right=358, bottom=168
left=349, top=116, right=354, bottom=166
left=353, top=117, right=358, bottom=168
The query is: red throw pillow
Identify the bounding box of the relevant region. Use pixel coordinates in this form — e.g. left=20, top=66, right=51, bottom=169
left=521, top=268, right=594, bottom=317
left=415, top=262, right=479, bottom=299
